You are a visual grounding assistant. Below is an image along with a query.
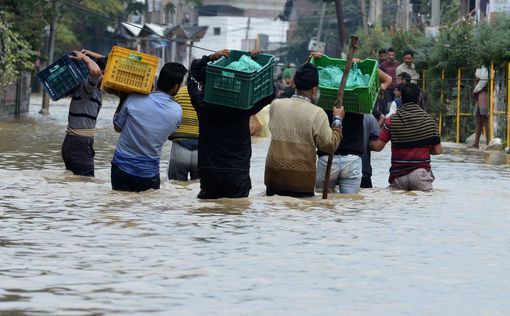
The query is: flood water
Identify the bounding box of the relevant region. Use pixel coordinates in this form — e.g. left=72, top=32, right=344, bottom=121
left=1, top=94, right=510, bottom=315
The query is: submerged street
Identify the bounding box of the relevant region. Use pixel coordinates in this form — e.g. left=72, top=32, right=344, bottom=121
left=1, top=95, right=510, bottom=315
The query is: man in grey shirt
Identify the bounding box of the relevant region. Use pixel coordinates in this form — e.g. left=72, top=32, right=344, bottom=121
left=61, top=50, right=105, bottom=177
left=360, top=113, right=381, bottom=188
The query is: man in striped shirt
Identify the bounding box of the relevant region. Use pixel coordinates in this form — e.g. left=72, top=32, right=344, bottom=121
left=370, top=83, right=442, bottom=191
left=167, top=86, right=199, bottom=181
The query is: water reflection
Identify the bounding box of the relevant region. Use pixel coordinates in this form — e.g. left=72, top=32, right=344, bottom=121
left=0, top=95, right=510, bottom=315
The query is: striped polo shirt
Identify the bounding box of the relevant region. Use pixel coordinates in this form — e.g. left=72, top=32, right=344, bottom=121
left=169, top=86, right=199, bottom=140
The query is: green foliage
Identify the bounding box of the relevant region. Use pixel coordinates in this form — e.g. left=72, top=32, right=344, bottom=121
left=389, top=28, right=436, bottom=70
left=0, top=11, right=38, bottom=85
left=0, top=0, right=52, bottom=52
left=476, top=14, right=510, bottom=66
left=355, top=28, right=391, bottom=59
left=428, top=21, right=477, bottom=72
left=441, top=0, right=461, bottom=24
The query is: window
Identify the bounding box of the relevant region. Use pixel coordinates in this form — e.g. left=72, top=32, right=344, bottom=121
left=213, top=27, right=221, bottom=36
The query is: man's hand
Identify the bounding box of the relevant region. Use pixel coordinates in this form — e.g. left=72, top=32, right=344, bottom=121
left=71, top=51, right=101, bottom=78
left=209, top=49, right=230, bottom=61
left=70, top=51, right=89, bottom=61
left=250, top=49, right=262, bottom=58
left=307, top=51, right=322, bottom=62
left=249, top=115, right=263, bottom=136
left=332, top=105, right=345, bottom=119
left=80, top=49, right=104, bottom=60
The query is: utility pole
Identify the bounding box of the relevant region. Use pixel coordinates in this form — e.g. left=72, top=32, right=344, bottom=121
left=316, top=1, right=327, bottom=43
left=368, top=0, right=382, bottom=28
left=245, top=16, right=251, bottom=40
left=396, top=0, right=401, bottom=26
left=360, top=0, right=368, bottom=33
left=403, top=0, right=410, bottom=30
left=431, top=0, right=440, bottom=26
left=40, top=0, right=57, bottom=115
left=375, top=0, right=382, bottom=28
left=334, top=0, right=346, bottom=54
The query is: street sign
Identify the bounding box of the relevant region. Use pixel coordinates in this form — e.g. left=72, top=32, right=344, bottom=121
left=308, top=37, right=326, bottom=53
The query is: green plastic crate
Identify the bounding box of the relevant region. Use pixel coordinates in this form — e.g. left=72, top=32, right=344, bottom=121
left=310, top=55, right=380, bottom=113
left=204, top=50, right=274, bottom=109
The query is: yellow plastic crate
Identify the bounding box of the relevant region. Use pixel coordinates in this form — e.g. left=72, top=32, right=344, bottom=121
left=101, top=46, right=160, bottom=94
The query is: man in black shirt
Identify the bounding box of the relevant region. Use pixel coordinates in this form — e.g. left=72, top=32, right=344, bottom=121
left=313, top=55, right=393, bottom=194
left=187, top=49, right=275, bottom=199
left=316, top=112, right=365, bottom=194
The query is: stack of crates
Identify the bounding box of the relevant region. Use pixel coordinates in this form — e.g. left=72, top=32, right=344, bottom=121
left=37, top=54, right=89, bottom=101
left=310, top=55, right=380, bottom=114
left=204, top=50, right=275, bottom=110
left=101, top=46, right=160, bottom=95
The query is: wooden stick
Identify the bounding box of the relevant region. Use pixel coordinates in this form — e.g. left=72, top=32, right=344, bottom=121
left=322, top=36, right=359, bottom=199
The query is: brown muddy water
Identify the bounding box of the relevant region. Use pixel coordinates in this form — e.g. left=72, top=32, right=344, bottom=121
left=1, top=94, right=510, bottom=315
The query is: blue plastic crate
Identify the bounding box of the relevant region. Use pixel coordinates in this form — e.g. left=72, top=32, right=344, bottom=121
left=37, top=54, right=89, bottom=101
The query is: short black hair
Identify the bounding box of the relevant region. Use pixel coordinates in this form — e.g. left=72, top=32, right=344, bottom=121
left=395, top=83, right=406, bottom=92
left=387, top=47, right=395, bottom=53
left=378, top=48, right=387, bottom=54
left=95, top=57, right=108, bottom=71
left=189, top=58, right=206, bottom=83
left=403, top=49, right=414, bottom=57
left=157, top=62, right=187, bottom=92
left=398, top=72, right=412, bottom=83
left=400, top=83, right=421, bottom=104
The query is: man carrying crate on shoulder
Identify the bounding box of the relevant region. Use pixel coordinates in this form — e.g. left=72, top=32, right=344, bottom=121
left=311, top=53, right=393, bottom=194
left=61, top=49, right=106, bottom=177
left=111, top=62, right=187, bottom=192
left=187, top=49, right=276, bottom=199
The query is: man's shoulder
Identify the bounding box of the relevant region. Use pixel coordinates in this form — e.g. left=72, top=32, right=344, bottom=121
left=396, top=63, right=407, bottom=71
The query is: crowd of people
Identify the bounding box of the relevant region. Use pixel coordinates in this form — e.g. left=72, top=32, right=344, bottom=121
left=61, top=47, right=443, bottom=198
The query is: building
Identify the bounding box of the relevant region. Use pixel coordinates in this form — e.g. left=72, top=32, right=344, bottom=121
left=199, top=0, right=287, bottom=18
left=191, top=16, right=288, bottom=59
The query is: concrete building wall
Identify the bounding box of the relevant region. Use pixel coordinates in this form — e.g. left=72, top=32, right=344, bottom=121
left=201, top=0, right=286, bottom=17
left=0, top=73, right=31, bottom=120
left=191, top=16, right=288, bottom=59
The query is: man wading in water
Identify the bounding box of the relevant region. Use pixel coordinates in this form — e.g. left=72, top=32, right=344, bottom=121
left=370, top=83, right=443, bottom=191
left=111, top=62, right=187, bottom=192
left=264, top=63, right=344, bottom=197
left=187, top=49, right=276, bottom=199
left=61, top=49, right=106, bottom=177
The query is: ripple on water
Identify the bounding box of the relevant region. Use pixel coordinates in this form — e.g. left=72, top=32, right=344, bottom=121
left=0, top=101, right=510, bottom=315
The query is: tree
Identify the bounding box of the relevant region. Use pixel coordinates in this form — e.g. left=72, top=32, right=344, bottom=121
left=0, top=1, right=52, bottom=85
left=0, top=12, right=39, bottom=85
left=476, top=14, right=510, bottom=66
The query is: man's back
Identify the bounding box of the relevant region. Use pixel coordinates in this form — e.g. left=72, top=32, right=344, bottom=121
left=195, top=103, right=253, bottom=171
left=265, top=97, right=341, bottom=193
left=113, top=91, right=182, bottom=177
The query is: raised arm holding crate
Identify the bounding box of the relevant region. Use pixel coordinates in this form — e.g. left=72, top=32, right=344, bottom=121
left=61, top=50, right=104, bottom=177
left=187, top=49, right=276, bottom=199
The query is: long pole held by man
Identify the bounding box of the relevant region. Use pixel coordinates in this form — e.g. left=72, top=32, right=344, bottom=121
left=322, top=36, right=359, bottom=199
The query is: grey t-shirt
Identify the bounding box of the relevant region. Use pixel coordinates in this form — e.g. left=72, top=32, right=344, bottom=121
left=68, top=75, right=102, bottom=130
left=361, top=114, right=381, bottom=179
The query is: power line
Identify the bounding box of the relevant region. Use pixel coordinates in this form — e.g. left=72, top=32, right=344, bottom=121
left=55, top=0, right=216, bottom=53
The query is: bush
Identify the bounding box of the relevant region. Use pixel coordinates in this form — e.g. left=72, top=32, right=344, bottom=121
left=0, top=12, right=37, bottom=86
left=428, top=20, right=477, bottom=72
left=355, top=28, right=391, bottom=60
left=476, top=14, right=510, bottom=66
